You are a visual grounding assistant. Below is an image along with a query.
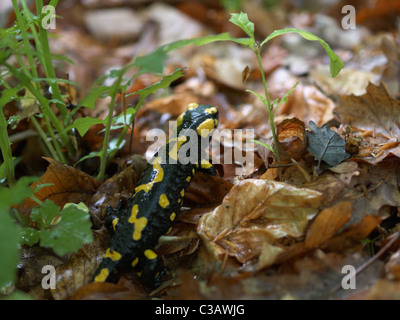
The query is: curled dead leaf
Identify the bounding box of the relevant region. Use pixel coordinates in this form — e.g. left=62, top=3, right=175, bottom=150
left=197, top=179, right=322, bottom=267
left=276, top=117, right=308, bottom=162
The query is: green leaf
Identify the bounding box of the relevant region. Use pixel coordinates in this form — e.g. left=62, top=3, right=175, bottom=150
left=132, top=47, right=167, bottom=74
left=69, top=117, right=105, bottom=137
left=260, top=28, right=344, bottom=78
left=78, top=85, right=109, bottom=109
left=20, top=200, right=93, bottom=256
left=125, top=68, right=185, bottom=102
left=0, top=210, right=21, bottom=288
left=0, top=176, right=36, bottom=209
left=251, top=139, right=276, bottom=157
left=274, top=80, right=300, bottom=118
left=74, top=150, right=102, bottom=167
left=246, top=89, right=267, bottom=106
left=229, top=12, right=255, bottom=39
left=39, top=203, right=92, bottom=256
left=0, top=87, right=21, bottom=109
left=0, top=177, right=35, bottom=288
left=30, top=199, right=59, bottom=229
left=307, top=121, right=350, bottom=169
left=163, top=33, right=253, bottom=52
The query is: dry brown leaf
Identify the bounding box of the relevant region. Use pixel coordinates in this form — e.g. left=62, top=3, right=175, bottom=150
left=305, top=201, right=353, bottom=249
left=276, top=117, right=308, bottom=162
left=51, top=233, right=107, bottom=300
left=385, top=250, right=400, bottom=281
left=72, top=282, right=140, bottom=300
left=336, top=82, right=400, bottom=137
left=310, top=66, right=373, bottom=96
left=15, top=158, right=101, bottom=216
left=197, top=179, right=322, bottom=266
left=361, top=280, right=400, bottom=300
left=322, top=215, right=381, bottom=252
left=279, top=83, right=336, bottom=127
left=186, top=172, right=233, bottom=205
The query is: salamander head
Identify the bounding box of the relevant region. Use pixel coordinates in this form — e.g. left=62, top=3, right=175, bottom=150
left=176, top=103, right=219, bottom=138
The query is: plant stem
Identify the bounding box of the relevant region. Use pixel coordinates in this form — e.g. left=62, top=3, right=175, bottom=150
left=97, top=72, right=124, bottom=181
left=254, top=46, right=281, bottom=167
left=0, top=107, right=15, bottom=185
left=34, top=0, right=67, bottom=118
left=30, top=116, right=60, bottom=161
left=4, top=63, right=66, bottom=162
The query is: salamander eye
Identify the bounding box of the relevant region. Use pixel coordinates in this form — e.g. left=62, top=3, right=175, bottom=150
left=187, top=103, right=199, bottom=110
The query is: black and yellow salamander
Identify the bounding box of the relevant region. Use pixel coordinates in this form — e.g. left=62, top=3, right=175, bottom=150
left=93, top=103, right=219, bottom=287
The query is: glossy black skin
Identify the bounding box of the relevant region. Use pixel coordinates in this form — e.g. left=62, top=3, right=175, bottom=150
left=93, top=104, right=218, bottom=287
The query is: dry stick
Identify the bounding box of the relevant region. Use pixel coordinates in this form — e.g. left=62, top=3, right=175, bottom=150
left=328, top=228, right=400, bottom=298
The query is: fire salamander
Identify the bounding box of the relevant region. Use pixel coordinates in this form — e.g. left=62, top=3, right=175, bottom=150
left=93, top=103, right=219, bottom=287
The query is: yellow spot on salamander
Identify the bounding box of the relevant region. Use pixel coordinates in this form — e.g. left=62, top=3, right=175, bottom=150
left=176, top=112, right=185, bottom=128
left=137, top=271, right=142, bottom=277
left=170, top=212, right=176, bottom=221
left=134, top=157, right=163, bottom=194
left=192, top=168, right=195, bottom=175
left=201, top=159, right=212, bottom=169
left=104, top=248, right=122, bottom=261
left=128, top=204, right=148, bottom=241
left=187, top=103, right=199, bottom=110
left=186, top=176, right=191, bottom=182
left=196, top=119, right=216, bottom=138
left=180, top=189, right=185, bottom=197
left=112, top=218, right=119, bottom=230
left=159, top=193, right=170, bottom=208
left=166, top=226, right=172, bottom=234
left=144, top=249, right=157, bottom=260
left=205, top=106, right=217, bottom=114
left=131, top=257, right=139, bottom=267
left=94, top=268, right=109, bottom=282
left=168, top=136, right=187, bottom=161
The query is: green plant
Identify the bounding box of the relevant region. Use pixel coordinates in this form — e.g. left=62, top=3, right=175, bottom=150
left=228, top=12, right=343, bottom=169
left=0, top=1, right=187, bottom=183
left=132, top=12, right=344, bottom=171
left=0, top=177, right=36, bottom=289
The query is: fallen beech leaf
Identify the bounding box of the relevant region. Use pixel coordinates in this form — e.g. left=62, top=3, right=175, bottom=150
left=51, top=233, right=106, bottom=300
left=336, top=82, right=400, bottom=137
left=72, top=282, right=138, bottom=300
left=277, top=117, right=307, bottom=161
left=198, top=179, right=322, bottom=265
left=385, top=250, right=400, bottom=280
left=321, top=215, right=381, bottom=252
left=305, top=201, right=352, bottom=249
left=186, top=172, right=233, bottom=205
left=16, top=158, right=101, bottom=216
left=362, top=280, right=400, bottom=300
left=279, top=83, right=336, bottom=127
